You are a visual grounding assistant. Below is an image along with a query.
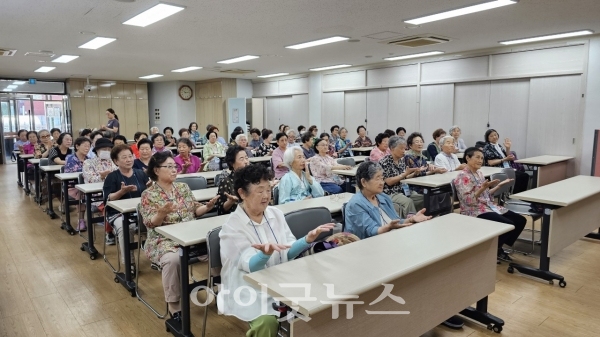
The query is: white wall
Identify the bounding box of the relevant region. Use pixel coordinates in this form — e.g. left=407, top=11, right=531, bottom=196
left=149, top=81, right=197, bottom=133
left=308, top=73, right=322, bottom=128
left=581, top=37, right=600, bottom=175
left=236, top=79, right=253, bottom=99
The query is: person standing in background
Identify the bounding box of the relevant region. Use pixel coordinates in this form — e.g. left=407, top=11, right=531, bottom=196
left=100, top=108, right=120, bottom=136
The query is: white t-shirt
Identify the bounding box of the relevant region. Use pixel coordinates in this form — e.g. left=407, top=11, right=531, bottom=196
left=434, top=152, right=461, bottom=171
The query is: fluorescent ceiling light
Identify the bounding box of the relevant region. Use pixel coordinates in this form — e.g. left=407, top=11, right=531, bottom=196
left=171, top=66, right=203, bottom=73
left=13, top=81, right=26, bottom=85
left=309, top=64, right=352, bottom=71
left=384, top=51, right=445, bottom=61
left=405, top=0, right=517, bottom=25
left=34, top=66, right=56, bottom=73
left=257, top=73, right=290, bottom=78
left=217, top=55, right=259, bottom=64
left=139, top=74, right=163, bottom=79
left=52, top=55, right=79, bottom=63
left=6, top=85, right=18, bottom=89
left=3, top=89, right=13, bottom=92
left=79, top=37, right=116, bottom=49
left=286, top=36, right=349, bottom=50
left=123, top=3, right=185, bottom=27
left=500, top=30, right=594, bottom=45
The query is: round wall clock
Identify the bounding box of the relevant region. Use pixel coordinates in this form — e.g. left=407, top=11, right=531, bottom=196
left=178, top=85, right=193, bottom=100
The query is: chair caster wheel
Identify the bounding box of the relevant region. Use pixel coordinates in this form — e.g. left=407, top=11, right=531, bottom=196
left=493, top=325, right=502, bottom=333
left=507, top=266, right=514, bottom=274
left=166, top=327, right=170, bottom=333
left=68, top=230, right=75, bottom=236
left=90, top=254, right=96, bottom=260
left=80, top=246, right=85, bottom=251
left=114, top=277, right=119, bottom=283
left=559, top=280, right=566, bottom=288
left=549, top=280, right=554, bottom=285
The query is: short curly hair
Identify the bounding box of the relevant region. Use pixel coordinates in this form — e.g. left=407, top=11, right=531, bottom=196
left=406, top=132, right=424, bottom=147
left=233, top=163, right=274, bottom=199
left=147, top=151, right=174, bottom=181
left=225, top=145, right=247, bottom=170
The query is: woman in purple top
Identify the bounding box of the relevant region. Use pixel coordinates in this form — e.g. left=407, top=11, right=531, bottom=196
left=271, top=132, right=289, bottom=179
left=64, top=137, right=92, bottom=231
left=174, top=138, right=202, bottom=174
left=101, top=108, right=120, bottom=136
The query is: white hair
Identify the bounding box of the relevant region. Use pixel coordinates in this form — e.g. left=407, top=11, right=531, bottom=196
left=449, top=125, right=461, bottom=134
left=286, top=129, right=296, bottom=138
left=235, top=133, right=247, bottom=143
left=283, top=147, right=303, bottom=169
left=150, top=126, right=159, bottom=132
left=439, top=135, right=455, bottom=146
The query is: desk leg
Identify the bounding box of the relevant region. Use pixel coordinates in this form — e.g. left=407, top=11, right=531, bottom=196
left=60, top=180, right=75, bottom=235
left=17, top=154, right=23, bottom=187
left=34, top=164, right=41, bottom=204
left=460, top=296, right=504, bottom=333
left=585, top=230, right=600, bottom=240
left=165, top=246, right=195, bottom=337
left=342, top=177, right=354, bottom=193
left=530, top=166, right=538, bottom=189
left=508, top=208, right=566, bottom=287
left=114, top=213, right=136, bottom=296
left=46, top=172, right=57, bottom=219
left=80, top=192, right=98, bottom=260
left=423, top=188, right=431, bottom=216
left=22, top=158, right=31, bottom=195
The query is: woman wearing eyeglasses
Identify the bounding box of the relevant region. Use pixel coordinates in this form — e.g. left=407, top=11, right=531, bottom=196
left=34, top=129, right=54, bottom=159
left=140, top=151, right=219, bottom=322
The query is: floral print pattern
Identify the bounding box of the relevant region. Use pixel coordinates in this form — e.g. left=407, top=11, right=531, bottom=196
left=453, top=167, right=506, bottom=217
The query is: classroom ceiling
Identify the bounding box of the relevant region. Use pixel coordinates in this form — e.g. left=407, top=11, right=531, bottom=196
left=1, top=0, right=599, bottom=83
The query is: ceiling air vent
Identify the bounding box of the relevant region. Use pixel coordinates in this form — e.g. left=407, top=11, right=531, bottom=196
left=220, top=69, right=255, bottom=74
left=0, top=48, right=17, bottom=57
left=386, top=36, right=449, bottom=48
left=24, top=51, right=55, bottom=58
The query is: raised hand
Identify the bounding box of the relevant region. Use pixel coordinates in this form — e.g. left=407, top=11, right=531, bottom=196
left=251, top=243, right=291, bottom=256
left=158, top=202, right=176, bottom=216
left=409, top=208, right=432, bottom=223
left=120, top=181, right=137, bottom=193
left=224, top=192, right=239, bottom=203
left=483, top=179, right=500, bottom=189
left=204, top=195, right=219, bottom=210
left=503, top=138, right=512, bottom=149
left=306, top=223, right=335, bottom=243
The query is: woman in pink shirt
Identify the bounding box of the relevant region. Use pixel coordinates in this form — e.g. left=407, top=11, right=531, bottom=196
left=174, top=138, right=202, bottom=174
left=271, top=132, right=289, bottom=179
left=369, top=133, right=391, bottom=163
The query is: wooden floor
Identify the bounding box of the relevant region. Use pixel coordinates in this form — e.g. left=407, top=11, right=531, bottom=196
left=1, top=163, right=600, bottom=337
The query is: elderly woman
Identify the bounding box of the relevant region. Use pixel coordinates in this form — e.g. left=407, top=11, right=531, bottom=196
left=329, top=125, right=340, bottom=145
left=435, top=136, right=467, bottom=172
left=218, top=164, right=333, bottom=336
left=203, top=130, right=226, bottom=171
left=134, top=138, right=153, bottom=171
left=88, top=131, right=103, bottom=159
left=163, top=127, right=177, bottom=147
left=189, top=122, right=201, bottom=144
left=256, top=129, right=276, bottom=157
left=174, top=138, right=202, bottom=174
left=235, top=133, right=254, bottom=158
left=345, top=161, right=430, bottom=240
left=48, top=133, right=73, bottom=165
left=150, top=126, right=159, bottom=135
left=140, top=151, right=219, bottom=321
left=271, top=132, right=289, bottom=179
left=335, top=127, right=353, bottom=158
left=353, top=125, right=373, bottom=147
left=20, top=131, right=36, bottom=155
left=34, top=129, right=54, bottom=159
left=378, top=136, right=421, bottom=218
left=215, top=146, right=250, bottom=215
left=319, top=133, right=337, bottom=158
left=278, top=147, right=324, bottom=204
left=130, top=131, right=148, bottom=158
left=249, top=128, right=262, bottom=149
left=104, top=144, right=150, bottom=273
left=453, top=147, right=526, bottom=262
left=450, top=125, right=467, bottom=152
left=369, top=133, right=390, bottom=163
left=151, top=133, right=170, bottom=154
left=286, top=129, right=299, bottom=148
left=113, top=135, right=128, bottom=146
left=208, top=126, right=227, bottom=146
left=482, top=129, right=529, bottom=194
left=64, top=137, right=92, bottom=231
left=300, top=133, right=316, bottom=159
left=309, top=138, right=351, bottom=194
left=427, top=128, right=446, bottom=160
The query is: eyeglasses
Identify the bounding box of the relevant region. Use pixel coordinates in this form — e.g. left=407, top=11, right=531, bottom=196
left=40, top=135, right=50, bottom=139
left=158, top=165, right=177, bottom=170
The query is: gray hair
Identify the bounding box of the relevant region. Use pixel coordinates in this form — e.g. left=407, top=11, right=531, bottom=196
left=38, top=129, right=50, bottom=135
left=235, top=133, right=247, bottom=143
left=388, top=136, right=407, bottom=150
left=283, top=147, right=303, bottom=169
left=286, top=129, right=296, bottom=138
left=439, top=135, right=455, bottom=146
left=356, top=161, right=383, bottom=190
left=449, top=125, right=461, bottom=134
left=150, top=126, right=159, bottom=133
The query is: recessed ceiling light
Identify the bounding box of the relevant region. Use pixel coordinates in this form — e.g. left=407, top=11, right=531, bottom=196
left=286, top=36, right=350, bottom=50
left=217, top=55, right=259, bottom=64
left=139, top=74, right=163, bottom=79
left=384, top=51, right=444, bottom=61
left=6, top=85, right=18, bottom=89
left=34, top=66, right=56, bottom=73
left=79, top=37, right=116, bottom=49
left=309, top=64, right=352, bottom=71
left=52, top=55, right=79, bottom=63
left=12, top=81, right=26, bottom=85
left=257, top=73, right=289, bottom=78
left=123, top=3, right=185, bottom=27
left=499, top=30, right=594, bottom=45
left=404, top=0, right=517, bottom=25
left=171, top=66, right=203, bottom=73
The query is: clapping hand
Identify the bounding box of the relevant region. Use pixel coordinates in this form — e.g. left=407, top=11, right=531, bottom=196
left=120, top=182, right=137, bottom=193
left=224, top=192, right=239, bottom=203
left=483, top=179, right=500, bottom=189
left=146, top=178, right=153, bottom=187
left=497, top=179, right=513, bottom=187
left=158, top=202, right=176, bottom=216
left=409, top=208, right=432, bottom=224
left=306, top=223, right=335, bottom=243
left=204, top=195, right=219, bottom=210
left=505, top=154, right=515, bottom=162
left=252, top=243, right=291, bottom=256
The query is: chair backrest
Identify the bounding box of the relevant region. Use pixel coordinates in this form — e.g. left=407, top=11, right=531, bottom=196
left=285, top=207, right=333, bottom=242
left=337, top=157, right=355, bottom=167
left=341, top=202, right=348, bottom=231
left=136, top=203, right=148, bottom=235
left=490, top=173, right=511, bottom=201
left=60, top=166, right=65, bottom=173
left=272, top=186, right=279, bottom=205
left=501, top=168, right=517, bottom=193
left=78, top=173, right=84, bottom=184
left=450, top=180, right=458, bottom=206
left=214, top=172, right=225, bottom=186
left=364, top=157, right=370, bottom=163
left=175, top=176, right=208, bottom=190
left=421, top=150, right=431, bottom=161
left=206, top=226, right=222, bottom=269
left=39, top=158, right=50, bottom=166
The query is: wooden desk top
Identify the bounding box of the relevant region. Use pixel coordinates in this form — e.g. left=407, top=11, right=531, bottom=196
left=456, top=152, right=464, bottom=159
left=515, top=155, right=573, bottom=166
left=403, top=166, right=503, bottom=188
left=106, top=187, right=219, bottom=213
left=511, top=175, right=600, bottom=207
left=250, top=156, right=271, bottom=163
left=75, top=182, right=104, bottom=193
left=243, top=213, right=513, bottom=317
left=55, top=172, right=80, bottom=181
left=13, top=150, right=20, bottom=154
left=28, top=159, right=41, bottom=164
left=40, top=165, right=63, bottom=172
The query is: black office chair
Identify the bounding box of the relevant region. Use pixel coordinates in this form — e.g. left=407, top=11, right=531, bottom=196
left=337, top=157, right=355, bottom=167
left=421, top=150, right=432, bottom=161
left=202, top=226, right=222, bottom=337
left=272, top=186, right=280, bottom=205
left=176, top=176, right=208, bottom=190
left=284, top=207, right=334, bottom=242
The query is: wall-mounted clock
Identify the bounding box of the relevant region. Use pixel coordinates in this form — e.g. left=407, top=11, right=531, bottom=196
left=178, top=85, right=193, bottom=100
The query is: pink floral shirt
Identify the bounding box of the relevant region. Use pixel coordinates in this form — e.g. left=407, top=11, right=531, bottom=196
left=369, top=147, right=390, bottom=163
left=453, top=167, right=506, bottom=217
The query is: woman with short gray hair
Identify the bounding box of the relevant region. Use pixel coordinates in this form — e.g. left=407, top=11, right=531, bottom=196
left=235, top=133, right=254, bottom=158
left=286, top=129, right=299, bottom=148
left=345, top=161, right=430, bottom=240
left=435, top=136, right=467, bottom=171
left=278, top=147, right=324, bottom=204
left=450, top=125, right=467, bottom=152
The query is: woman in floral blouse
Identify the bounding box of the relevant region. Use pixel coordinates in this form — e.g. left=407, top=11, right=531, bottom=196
left=140, top=151, right=218, bottom=321
left=334, top=127, right=353, bottom=158
left=34, top=129, right=54, bottom=159
left=255, top=129, right=276, bottom=157
left=203, top=130, right=226, bottom=171
left=309, top=138, right=351, bottom=194
left=453, top=147, right=526, bottom=262
left=215, top=145, right=250, bottom=215
left=353, top=125, right=373, bottom=147
left=64, top=137, right=92, bottom=231
left=369, top=133, right=390, bottom=163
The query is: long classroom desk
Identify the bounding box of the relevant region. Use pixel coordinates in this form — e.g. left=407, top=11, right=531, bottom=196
left=515, top=155, right=572, bottom=188
left=402, top=167, right=503, bottom=216
left=507, top=175, right=600, bottom=287
left=18, top=153, right=34, bottom=194
left=28, top=158, right=42, bottom=204
left=154, top=193, right=354, bottom=337
left=75, top=182, right=105, bottom=260
left=244, top=213, right=513, bottom=336
left=352, top=146, right=373, bottom=155
left=40, top=164, right=64, bottom=219
left=55, top=172, right=82, bottom=235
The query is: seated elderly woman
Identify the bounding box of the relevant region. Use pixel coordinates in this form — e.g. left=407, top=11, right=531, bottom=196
left=353, top=125, right=373, bottom=147
left=48, top=132, right=73, bottom=165
left=286, top=129, right=299, bottom=148
left=334, top=127, right=353, bottom=158
left=133, top=138, right=153, bottom=171
left=103, top=144, right=150, bottom=274
left=256, top=129, right=276, bottom=157
left=235, top=133, right=254, bottom=158
left=482, top=129, right=529, bottom=194
left=309, top=137, right=351, bottom=194
left=64, top=136, right=92, bottom=231
left=271, top=132, right=289, bottom=179
left=174, top=138, right=202, bottom=174
left=345, top=161, right=430, bottom=240
left=427, top=128, right=446, bottom=160
left=203, top=130, right=226, bottom=171
left=215, top=145, right=250, bottom=215
left=319, top=133, right=337, bottom=158
left=278, top=147, right=324, bottom=204
left=369, top=133, right=390, bottom=163
left=34, top=129, right=54, bottom=159
left=300, top=133, right=316, bottom=159
left=453, top=147, right=526, bottom=262
left=218, top=164, right=333, bottom=336
left=140, top=151, right=219, bottom=321
left=151, top=133, right=170, bottom=154
left=434, top=135, right=467, bottom=172
left=450, top=125, right=467, bottom=153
